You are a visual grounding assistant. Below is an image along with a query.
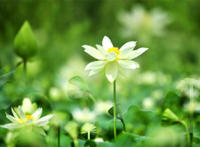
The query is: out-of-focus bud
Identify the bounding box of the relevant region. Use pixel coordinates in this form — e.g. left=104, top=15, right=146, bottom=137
left=64, top=121, right=78, bottom=139
left=162, top=108, right=180, bottom=124
left=14, top=21, right=38, bottom=61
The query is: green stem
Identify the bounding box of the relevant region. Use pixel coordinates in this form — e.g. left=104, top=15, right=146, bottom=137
left=189, top=110, right=193, bottom=147
left=23, top=59, right=27, bottom=73
left=189, top=86, right=194, bottom=147
left=58, top=126, right=60, bottom=147
left=74, top=139, right=78, bottom=147
left=182, top=121, right=190, bottom=146
left=88, top=131, right=90, bottom=140
left=113, top=80, right=117, bottom=140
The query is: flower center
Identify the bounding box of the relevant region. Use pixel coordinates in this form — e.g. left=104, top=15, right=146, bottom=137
left=19, top=115, right=34, bottom=124
left=107, top=47, right=120, bottom=56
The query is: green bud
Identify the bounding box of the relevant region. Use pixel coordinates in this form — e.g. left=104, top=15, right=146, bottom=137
left=64, top=121, right=78, bottom=139
left=14, top=21, right=38, bottom=60
left=162, top=108, right=179, bottom=123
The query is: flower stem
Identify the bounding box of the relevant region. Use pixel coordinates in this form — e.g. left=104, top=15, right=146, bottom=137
left=58, top=126, right=60, bottom=147
left=189, top=86, right=194, bottom=147
left=113, top=80, right=117, bottom=140
left=88, top=131, right=90, bottom=140
left=189, top=112, right=193, bottom=147
left=74, top=139, right=78, bottom=147
left=23, top=59, right=27, bottom=73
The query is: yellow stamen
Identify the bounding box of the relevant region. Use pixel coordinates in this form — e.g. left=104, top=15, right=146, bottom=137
left=18, top=115, right=34, bottom=124
left=107, top=47, right=120, bottom=56
left=107, top=47, right=120, bottom=60
left=26, top=115, right=34, bottom=121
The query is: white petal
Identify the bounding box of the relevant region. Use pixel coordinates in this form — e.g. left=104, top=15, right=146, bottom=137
left=105, top=62, right=118, bottom=83
left=120, top=41, right=136, bottom=51
left=118, top=49, right=133, bottom=59
left=85, top=61, right=106, bottom=71
left=35, top=114, right=53, bottom=126
left=83, top=45, right=105, bottom=60
left=32, top=108, right=42, bottom=120
left=88, top=68, right=102, bottom=76
left=0, top=123, right=21, bottom=129
left=35, top=127, right=46, bottom=136
left=11, top=108, right=19, bottom=119
left=126, top=48, right=148, bottom=59
left=6, top=113, right=18, bottom=123
left=118, top=60, right=139, bottom=69
left=102, top=36, right=113, bottom=50
left=96, top=44, right=106, bottom=55
left=17, top=106, right=26, bottom=120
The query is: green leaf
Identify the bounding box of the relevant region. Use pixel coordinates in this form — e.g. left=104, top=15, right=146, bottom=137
left=114, top=132, right=147, bottom=147
left=0, top=70, right=15, bottom=88
left=84, top=140, right=97, bottom=147
left=108, top=106, right=126, bottom=131
left=14, top=21, right=38, bottom=60
left=161, top=91, right=185, bottom=115
left=123, top=105, right=158, bottom=134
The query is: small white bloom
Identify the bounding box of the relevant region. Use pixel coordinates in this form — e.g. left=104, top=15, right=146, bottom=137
left=94, top=138, right=104, bottom=143
left=49, top=87, right=62, bottom=101
left=81, top=123, right=96, bottom=134
left=1, top=106, right=53, bottom=130
left=72, top=108, right=96, bottom=123
left=176, top=77, right=200, bottom=99
left=184, top=101, right=200, bottom=113
left=94, top=101, right=112, bottom=114
left=142, top=97, right=154, bottom=109
left=83, top=36, right=148, bottom=83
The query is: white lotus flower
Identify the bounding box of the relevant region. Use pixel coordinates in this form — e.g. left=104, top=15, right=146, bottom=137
left=1, top=106, right=53, bottom=130
left=83, top=36, right=148, bottom=82
left=118, top=5, right=171, bottom=39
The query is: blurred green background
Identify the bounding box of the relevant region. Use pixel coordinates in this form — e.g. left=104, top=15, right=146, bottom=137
left=0, top=0, right=200, bottom=147
left=0, top=0, right=200, bottom=74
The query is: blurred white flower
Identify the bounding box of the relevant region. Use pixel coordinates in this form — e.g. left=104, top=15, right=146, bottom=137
left=137, top=71, right=170, bottom=85
left=94, top=101, right=112, bottom=114
left=152, top=90, right=164, bottom=100
left=94, top=138, right=104, bottom=143
left=72, top=108, right=96, bottom=123
left=184, top=101, right=200, bottom=113
left=1, top=99, right=53, bottom=131
left=176, top=77, right=200, bottom=99
left=142, top=97, right=154, bottom=109
left=118, top=5, right=171, bottom=40
left=49, top=87, right=62, bottom=101
left=56, top=55, right=87, bottom=98
left=83, top=36, right=148, bottom=83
